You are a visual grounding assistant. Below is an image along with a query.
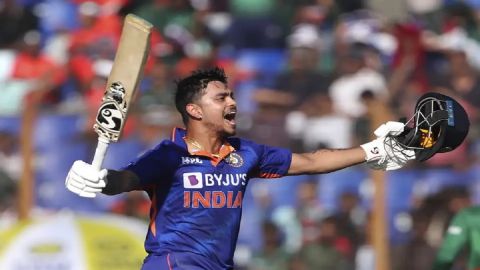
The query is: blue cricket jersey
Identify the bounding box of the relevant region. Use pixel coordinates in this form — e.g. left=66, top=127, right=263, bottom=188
left=124, top=128, right=292, bottom=269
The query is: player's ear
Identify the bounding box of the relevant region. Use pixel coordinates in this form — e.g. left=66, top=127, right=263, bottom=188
left=186, top=103, right=202, bottom=120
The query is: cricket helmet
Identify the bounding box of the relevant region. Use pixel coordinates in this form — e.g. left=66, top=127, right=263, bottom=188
left=395, top=92, right=470, bottom=161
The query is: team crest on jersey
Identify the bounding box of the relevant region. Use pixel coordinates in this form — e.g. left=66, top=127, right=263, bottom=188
left=226, top=153, right=243, bottom=167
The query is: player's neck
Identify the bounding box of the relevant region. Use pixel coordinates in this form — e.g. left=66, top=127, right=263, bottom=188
left=185, top=128, right=224, bottom=154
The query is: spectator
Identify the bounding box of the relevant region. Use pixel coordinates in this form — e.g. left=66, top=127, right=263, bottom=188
left=297, top=216, right=351, bottom=270
left=0, top=169, right=16, bottom=214
left=355, top=213, right=374, bottom=270
left=253, top=24, right=329, bottom=111
left=0, top=131, right=19, bottom=214
left=391, top=210, right=437, bottom=270
left=390, top=23, right=429, bottom=95
left=332, top=191, right=366, bottom=261
left=138, top=61, right=176, bottom=110
left=225, top=0, right=287, bottom=49
left=250, top=221, right=290, bottom=270
left=418, top=187, right=472, bottom=248
left=0, top=0, right=39, bottom=48
left=296, top=180, right=328, bottom=246
left=0, top=30, right=66, bottom=114
left=271, top=179, right=328, bottom=254
left=250, top=24, right=330, bottom=147
left=0, top=131, right=21, bottom=181
left=434, top=48, right=480, bottom=120
left=285, top=93, right=352, bottom=152
left=135, top=0, right=195, bottom=60
left=432, top=205, right=480, bottom=270
left=328, top=44, right=388, bottom=119
left=68, top=1, right=121, bottom=92
left=137, top=105, right=181, bottom=148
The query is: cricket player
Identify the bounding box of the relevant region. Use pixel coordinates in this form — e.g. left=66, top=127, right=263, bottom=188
left=432, top=206, right=480, bottom=270
left=65, top=67, right=416, bottom=269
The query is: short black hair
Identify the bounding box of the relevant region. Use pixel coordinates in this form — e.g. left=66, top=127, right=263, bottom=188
left=175, top=67, right=228, bottom=124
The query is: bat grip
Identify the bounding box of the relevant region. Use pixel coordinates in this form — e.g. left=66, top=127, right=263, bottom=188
left=92, top=137, right=109, bottom=170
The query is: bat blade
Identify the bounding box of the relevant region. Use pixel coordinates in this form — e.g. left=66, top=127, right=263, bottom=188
left=94, top=14, right=152, bottom=143
left=91, top=14, right=152, bottom=169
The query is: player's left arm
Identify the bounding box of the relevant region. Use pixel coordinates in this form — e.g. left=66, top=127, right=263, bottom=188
left=288, top=148, right=365, bottom=175
left=288, top=121, right=416, bottom=175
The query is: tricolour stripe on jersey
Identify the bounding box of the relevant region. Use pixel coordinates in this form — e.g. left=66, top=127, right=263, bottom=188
left=259, top=172, right=282, bottom=178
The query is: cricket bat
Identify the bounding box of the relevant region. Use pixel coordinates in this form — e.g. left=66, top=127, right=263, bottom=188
left=91, top=14, right=152, bottom=170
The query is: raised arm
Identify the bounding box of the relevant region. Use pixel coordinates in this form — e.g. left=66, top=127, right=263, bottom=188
left=65, top=160, right=141, bottom=197
left=288, top=121, right=416, bottom=175
left=288, top=148, right=365, bottom=175
left=102, top=169, right=141, bottom=195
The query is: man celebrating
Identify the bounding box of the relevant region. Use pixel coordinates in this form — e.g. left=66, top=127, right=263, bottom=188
left=66, top=67, right=414, bottom=269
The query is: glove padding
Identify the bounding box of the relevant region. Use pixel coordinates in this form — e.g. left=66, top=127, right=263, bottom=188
left=360, top=121, right=416, bottom=171
left=65, top=160, right=107, bottom=198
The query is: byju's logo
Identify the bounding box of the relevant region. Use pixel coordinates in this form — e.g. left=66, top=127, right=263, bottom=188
left=183, top=173, right=203, bottom=188
left=182, top=157, right=203, bottom=165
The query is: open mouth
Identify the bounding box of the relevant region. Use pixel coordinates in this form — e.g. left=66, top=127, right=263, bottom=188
left=224, top=110, right=237, bottom=125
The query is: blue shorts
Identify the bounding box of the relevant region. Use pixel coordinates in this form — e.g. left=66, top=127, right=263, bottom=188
left=141, top=252, right=229, bottom=270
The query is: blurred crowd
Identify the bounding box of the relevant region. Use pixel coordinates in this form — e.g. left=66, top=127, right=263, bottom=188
left=1, top=0, right=480, bottom=269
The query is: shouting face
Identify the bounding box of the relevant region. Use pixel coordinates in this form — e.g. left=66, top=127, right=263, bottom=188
left=189, top=81, right=237, bottom=136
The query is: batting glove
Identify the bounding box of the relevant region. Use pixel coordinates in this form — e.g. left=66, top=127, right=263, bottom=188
left=65, top=160, right=107, bottom=198
left=360, top=121, right=416, bottom=171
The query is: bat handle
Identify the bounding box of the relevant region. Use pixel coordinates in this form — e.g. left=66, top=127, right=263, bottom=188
left=92, top=137, right=110, bottom=171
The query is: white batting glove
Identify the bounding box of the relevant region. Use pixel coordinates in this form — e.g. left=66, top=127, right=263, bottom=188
left=360, top=121, right=416, bottom=171
left=373, top=121, right=405, bottom=137
left=65, top=160, right=108, bottom=198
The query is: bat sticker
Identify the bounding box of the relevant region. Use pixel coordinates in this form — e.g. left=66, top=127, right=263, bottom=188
left=94, top=81, right=128, bottom=141
left=97, top=102, right=123, bottom=131
left=105, top=82, right=127, bottom=112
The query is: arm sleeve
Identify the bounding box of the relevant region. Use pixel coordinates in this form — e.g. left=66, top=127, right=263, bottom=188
left=432, top=211, right=469, bottom=270
left=253, top=144, right=292, bottom=179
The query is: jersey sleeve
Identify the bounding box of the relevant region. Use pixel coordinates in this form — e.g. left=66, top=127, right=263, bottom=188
left=253, top=143, right=292, bottom=179
left=432, top=210, right=469, bottom=270
left=122, top=141, right=174, bottom=189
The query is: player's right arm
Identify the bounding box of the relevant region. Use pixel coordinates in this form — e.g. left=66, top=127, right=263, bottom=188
left=66, top=141, right=173, bottom=198
left=102, top=169, right=140, bottom=195
left=65, top=160, right=140, bottom=197
left=432, top=210, right=469, bottom=270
